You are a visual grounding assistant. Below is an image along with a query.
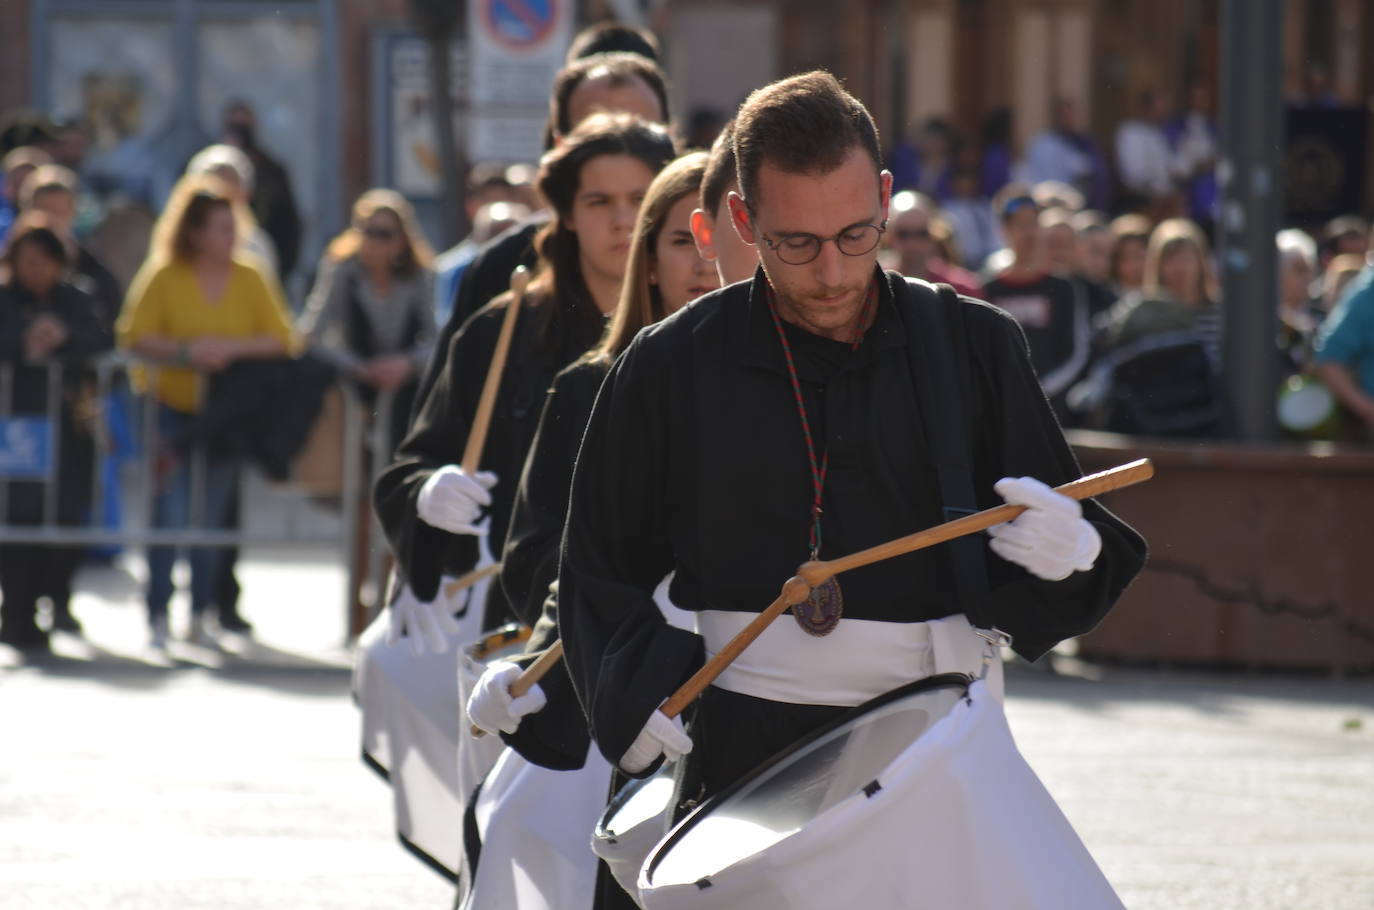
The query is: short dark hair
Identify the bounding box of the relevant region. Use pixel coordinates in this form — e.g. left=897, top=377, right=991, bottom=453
left=548, top=52, right=670, bottom=142
left=3, top=218, right=69, bottom=272
left=566, top=21, right=660, bottom=63
left=698, top=119, right=737, bottom=217
left=731, top=71, right=882, bottom=208
left=537, top=112, right=677, bottom=218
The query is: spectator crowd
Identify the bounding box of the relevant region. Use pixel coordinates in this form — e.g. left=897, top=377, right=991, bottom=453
left=0, top=19, right=1372, bottom=657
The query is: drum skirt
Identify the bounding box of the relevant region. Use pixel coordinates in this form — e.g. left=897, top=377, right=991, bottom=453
left=353, top=571, right=499, bottom=879
left=462, top=747, right=614, bottom=910
left=638, top=679, right=1122, bottom=910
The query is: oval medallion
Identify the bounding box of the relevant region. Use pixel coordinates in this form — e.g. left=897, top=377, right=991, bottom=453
left=793, top=576, right=843, bottom=637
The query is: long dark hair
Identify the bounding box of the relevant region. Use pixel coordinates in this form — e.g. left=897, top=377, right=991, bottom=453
left=589, top=152, right=707, bottom=365
left=525, top=112, right=676, bottom=348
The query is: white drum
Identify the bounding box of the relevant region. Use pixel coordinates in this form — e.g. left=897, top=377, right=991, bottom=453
left=591, top=763, right=678, bottom=899
left=638, top=676, right=1122, bottom=910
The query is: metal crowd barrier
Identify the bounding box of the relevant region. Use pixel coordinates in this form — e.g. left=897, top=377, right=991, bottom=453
left=0, top=353, right=400, bottom=640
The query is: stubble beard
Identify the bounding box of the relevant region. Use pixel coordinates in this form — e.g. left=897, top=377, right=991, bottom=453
left=771, top=280, right=869, bottom=342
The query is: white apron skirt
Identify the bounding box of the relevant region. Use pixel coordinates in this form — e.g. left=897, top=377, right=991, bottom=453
left=352, top=561, right=497, bottom=878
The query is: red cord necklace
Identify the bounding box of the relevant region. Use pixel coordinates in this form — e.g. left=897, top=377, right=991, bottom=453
left=765, top=280, right=878, bottom=636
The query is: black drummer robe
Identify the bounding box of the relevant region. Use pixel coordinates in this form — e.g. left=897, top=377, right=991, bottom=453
left=496, top=359, right=619, bottom=771
left=374, top=285, right=604, bottom=625
left=558, top=266, right=1148, bottom=798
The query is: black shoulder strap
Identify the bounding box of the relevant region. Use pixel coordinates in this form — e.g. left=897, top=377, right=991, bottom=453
left=897, top=276, right=992, bottom=629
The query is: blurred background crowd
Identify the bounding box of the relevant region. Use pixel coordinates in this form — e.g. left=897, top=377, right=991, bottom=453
left=0, top=0, right=1371, bottom=653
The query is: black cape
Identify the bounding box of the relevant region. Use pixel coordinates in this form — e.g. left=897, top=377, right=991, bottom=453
left=496, top=360, right=611, bottom=770
left=558, top=268, right=1147, bottom=781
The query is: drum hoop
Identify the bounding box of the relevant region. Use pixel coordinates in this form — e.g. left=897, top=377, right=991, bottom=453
left=466, top=623, right=532, bottom=661
left=644, top=672, right=973, bottom=885
left=595, top=766, right=672, bottom=837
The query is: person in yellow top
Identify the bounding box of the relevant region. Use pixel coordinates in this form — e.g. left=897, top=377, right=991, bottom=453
left=118, top=173, right=296, bottom=649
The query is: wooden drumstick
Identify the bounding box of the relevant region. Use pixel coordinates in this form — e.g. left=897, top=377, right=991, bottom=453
left=659, top=458, right=1154, bottom=718
left=461, top=266, right=530, bottom=475
left=471, top=640, right=565, bottom=738
left=444, top=562, right=502, bottom=599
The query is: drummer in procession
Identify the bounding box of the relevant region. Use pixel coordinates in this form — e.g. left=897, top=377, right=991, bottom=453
left=463, top=127, right=763, bottom=768
left=461, top=133, right=763, bottom=910
left=373, top=113, right=677, bottom=641
left=557, top=70, right=1147, bottom=816
left=462, top=152, right=720, bottom=910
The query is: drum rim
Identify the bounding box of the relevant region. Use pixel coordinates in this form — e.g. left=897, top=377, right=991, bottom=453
left=595, top=764, right=674, bottom=838
left=643, top=672, right=973, bottom=887
left=466, top=622, right=532, bottom=661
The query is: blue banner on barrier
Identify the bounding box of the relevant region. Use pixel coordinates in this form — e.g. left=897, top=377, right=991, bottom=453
left=0, top=416, right=54, bottom=480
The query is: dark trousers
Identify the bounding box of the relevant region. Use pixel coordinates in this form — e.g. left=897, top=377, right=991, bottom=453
left=0, top=544, right=83, bottom=644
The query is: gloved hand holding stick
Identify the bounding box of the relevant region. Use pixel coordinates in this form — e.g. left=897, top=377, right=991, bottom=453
left=658, top=458, right=1154, bottom=718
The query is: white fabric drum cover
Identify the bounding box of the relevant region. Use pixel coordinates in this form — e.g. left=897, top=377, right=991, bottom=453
left=460, top=746, right=614, bottom=910
left=592, top=764, right=678, bottom=898
left=352, top=562, right=501, bottom=878
left=638, top=678, right=1122, bottom=910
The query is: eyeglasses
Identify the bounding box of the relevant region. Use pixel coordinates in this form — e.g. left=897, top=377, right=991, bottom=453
left=757, top=220, right=888, bottom=266
left=362, top=226, right=399, bottom=242
left=895, top=227, right=931, bottom=241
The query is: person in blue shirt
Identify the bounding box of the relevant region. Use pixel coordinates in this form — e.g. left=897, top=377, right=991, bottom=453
left=1314, top=262, right=1374, bottom=439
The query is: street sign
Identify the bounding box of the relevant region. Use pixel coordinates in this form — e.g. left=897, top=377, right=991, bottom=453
left=468, top=0, right=571, bottom=161
left=482, top=0, right=559, bottom=52
left=0, top=417, right=55, bottom=481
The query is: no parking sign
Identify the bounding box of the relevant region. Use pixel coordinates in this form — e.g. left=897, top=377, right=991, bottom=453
left=481, top=0, right=562, bottom=52
left=468, top=0, right=571, bottom=162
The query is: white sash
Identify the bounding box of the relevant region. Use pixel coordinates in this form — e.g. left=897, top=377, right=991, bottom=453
left=694, top=611, right=1004, bottom=706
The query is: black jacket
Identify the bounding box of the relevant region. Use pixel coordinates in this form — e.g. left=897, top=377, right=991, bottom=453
left=558, top=268, right=1148, bottom=769
left=495, top=360, right=610, bottom=769
left=182, top=354, right=335, bottom=480
left=375, top=284, right=604, bottom=623
left=0, top=281, right=114, bottom=524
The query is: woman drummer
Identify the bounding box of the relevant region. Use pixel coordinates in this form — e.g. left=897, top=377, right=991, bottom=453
left=374, top=113, right=677, bottom=637
left=463, top=153, right=717, bottom=909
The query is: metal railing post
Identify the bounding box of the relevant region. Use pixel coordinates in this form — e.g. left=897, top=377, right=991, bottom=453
left=340, top=383, right=365, bottom=643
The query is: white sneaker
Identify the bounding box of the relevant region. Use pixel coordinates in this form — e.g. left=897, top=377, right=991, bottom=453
left=150, top=617, right=170, bottom=651
left=189, top=614, right=218, bottom=647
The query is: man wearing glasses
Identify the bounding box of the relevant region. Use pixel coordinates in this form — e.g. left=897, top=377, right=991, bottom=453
left=558, top=72, right=1146, bottom=806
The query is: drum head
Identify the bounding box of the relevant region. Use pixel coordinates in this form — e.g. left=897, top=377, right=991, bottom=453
left=594, top=765, right=678, bottom=898
left=597, top=766, right=677, bottom=844
left=646, top=673, right=970, bottom=891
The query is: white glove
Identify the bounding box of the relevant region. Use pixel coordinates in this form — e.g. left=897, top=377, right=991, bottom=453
left=386, top=582, right=465, bottom=655
left=987, top=476, right=1102, bottom=582
left=416, top=465, right=497, bottom=535
left=466, top=660, right=547, bottom=736
left=619, top=708, right=693, bottom=774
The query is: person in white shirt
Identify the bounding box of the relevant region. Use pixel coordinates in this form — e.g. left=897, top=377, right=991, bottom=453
left=1114, top=90, right=1182, bottom=218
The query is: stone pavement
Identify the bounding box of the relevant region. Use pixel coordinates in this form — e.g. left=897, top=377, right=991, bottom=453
left=2, top=547, right=1371, bottom=909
